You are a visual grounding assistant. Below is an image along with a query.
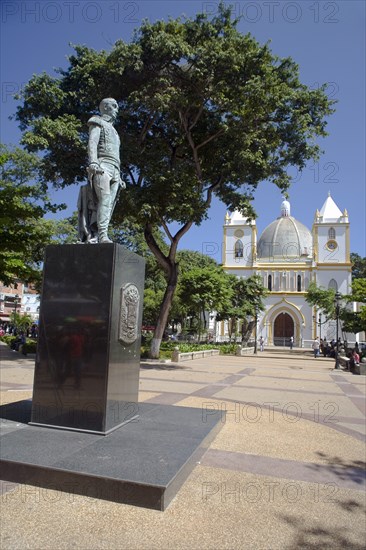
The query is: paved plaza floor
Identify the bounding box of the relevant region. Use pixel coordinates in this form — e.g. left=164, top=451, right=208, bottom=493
left=1, top=343, right=365, bottom=549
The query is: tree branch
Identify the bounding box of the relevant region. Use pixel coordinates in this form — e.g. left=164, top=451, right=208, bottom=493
left=127, top=166, right=136, bottom=186
left=139, top=112, right=158, bottom=144
left=144, top=222, right=170, bottom=274
left=161, top=218, right=174, bottom=244
left=179, top=110, right=203, bottom=182
left=189, top=104, right=204, bottom=131
left=169, top=221, right=193, bottom=261
left=204, top=175, right=223, bottom=208
left=196, top=128, right=225, bottom=150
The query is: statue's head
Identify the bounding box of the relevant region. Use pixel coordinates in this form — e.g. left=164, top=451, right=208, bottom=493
left=99, top=98, right=118, bottom=121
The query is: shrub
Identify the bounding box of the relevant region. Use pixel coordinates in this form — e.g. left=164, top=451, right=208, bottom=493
left=24, top=339, right=37, bottom=354
left=160, top=342, right=238, bottom=355
left=217, top=343, right=238, bottom=355
left=1, top=335, right=17, bottom=346
left=0, top=335, right=37, bottom=355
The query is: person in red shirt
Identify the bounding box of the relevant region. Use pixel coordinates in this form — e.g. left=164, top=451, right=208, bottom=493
left=349, top=349, right=360, bottom=372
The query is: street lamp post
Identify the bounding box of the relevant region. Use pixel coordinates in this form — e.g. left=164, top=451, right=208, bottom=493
left=318, top=313, right=322, bottom=341
left=334, top=292, right=341, bottom=370
left=13, top=294, right=19, bottom=330
left=254, top=306, right=258, bottom=355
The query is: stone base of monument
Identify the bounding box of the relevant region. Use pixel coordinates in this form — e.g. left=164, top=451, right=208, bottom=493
left=31, top=244, right=145, bottom=435
left=0, top=400, right=223, bottom=510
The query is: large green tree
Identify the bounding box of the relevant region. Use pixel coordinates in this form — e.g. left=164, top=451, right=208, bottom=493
left=0, top=144, right=62, bottom=285
left=16, top=5, right=334, bottom=356
left=305, top=280, right=366, bottom=335
left=342, top=278, right=366, bottom=334
left=166, top=250, right=221, bottom=333
left=216, top=274, right=268, bottom=344
left=178, top=266, right=234, bottom=339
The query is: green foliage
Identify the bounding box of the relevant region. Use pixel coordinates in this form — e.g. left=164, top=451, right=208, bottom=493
left=110, top=220, right=168, bottom=291
left=306, top=280, right=366, bottom=335
left=0, top=335, right=15, bottom=345
left=341, top=310, right=365, bottom=335
left=143, top=287, right=165, bottom=326
left=179, top=266, right=234, bottom=323
left=216, top=274, right=268, bottom=343
left=0, top=144, right=64, bottom=285
left=305, top=282, right=336, bottom=318
left=141, top=341, right=239, bottom=359
left=351, top=253, right=366, bottom=279
left=0, top=335, right=37, bottom=354
left=176, top=250, right=219, bottom=271
left=168, top=251, right=239, bottom=341
left=169, top=250, right=222, bottom=325
left=349, top=278, right=366, bottom=303
left=111, top=220, right=168, bottom=324
left=23, top=339, right=37, bottom=354
left=169, top=342, right=238, bottom=355
left=51, top=213, right=79, bottom=244
left=216, top=343, right=239, bottom=355
left=10, top=312, right=34, bottom=331
left=343, top=278, right=366, bottom=334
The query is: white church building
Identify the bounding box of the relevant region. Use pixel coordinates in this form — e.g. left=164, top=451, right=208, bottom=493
left=215, top=193, right=353, bottom=347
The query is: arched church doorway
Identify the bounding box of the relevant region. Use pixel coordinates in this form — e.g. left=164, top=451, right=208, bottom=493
left=273, top=312, right=294, bottom=346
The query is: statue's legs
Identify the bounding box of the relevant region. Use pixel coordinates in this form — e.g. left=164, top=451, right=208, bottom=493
left=93, top=163, right=120, bottom=243
left=94, top=172, right=112, bottom=243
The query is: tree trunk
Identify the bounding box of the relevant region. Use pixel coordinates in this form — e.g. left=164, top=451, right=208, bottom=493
left=149, top=262, right=179, bottom=358
left=242, top=319, right=255, bottom=346
left=144, top=220, right=192, bottom=359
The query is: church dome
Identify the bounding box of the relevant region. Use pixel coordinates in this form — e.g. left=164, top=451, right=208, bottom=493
left=257, top=200, right=312, bottom=260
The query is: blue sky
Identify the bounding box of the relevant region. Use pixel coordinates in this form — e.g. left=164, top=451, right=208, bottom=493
left=1, top=1, right=365, bottom=260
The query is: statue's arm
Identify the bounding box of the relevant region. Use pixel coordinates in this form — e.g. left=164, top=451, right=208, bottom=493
left=87, top=125, right=104, bottom=176
left=88, top=125, right=101, bottom=165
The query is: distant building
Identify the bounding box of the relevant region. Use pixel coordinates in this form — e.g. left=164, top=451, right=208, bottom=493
left=22, top=282, right=40, bottom=322
left=0, top=281, right=24, bottom=324
left=0, top=281, right=39, bottom=324
left=215, top=193, right=357, bottom=347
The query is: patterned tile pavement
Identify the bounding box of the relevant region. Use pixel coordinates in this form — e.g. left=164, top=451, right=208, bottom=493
left=1, top=343, right=365, bottom=549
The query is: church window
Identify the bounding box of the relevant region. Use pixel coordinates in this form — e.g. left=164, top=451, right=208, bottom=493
left=328, top=279, right=338, bottom=291
left=234, top=240, right=244, bottom=258
left=268, top=274, right=272, bottom=291
left=297, top=275, right=302, bottom=292
left=328, top=227, right=336, bottom=239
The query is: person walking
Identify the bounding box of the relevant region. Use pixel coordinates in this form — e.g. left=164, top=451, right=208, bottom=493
left=312, top=336, right=320, bottom=358
left=259, top=336, right=264, bottom=352
left=289, top=336, right=294, bottom=350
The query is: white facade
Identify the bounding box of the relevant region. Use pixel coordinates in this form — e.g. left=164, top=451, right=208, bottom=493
left=219, top=194, right=353, bottom=347
left=22, top=292, right=40, bottom=321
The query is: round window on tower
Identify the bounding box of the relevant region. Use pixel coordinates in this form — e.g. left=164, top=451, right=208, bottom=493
left=234, top=229, right=244, bottom=238
left=326, top=240, right=338, bottom=251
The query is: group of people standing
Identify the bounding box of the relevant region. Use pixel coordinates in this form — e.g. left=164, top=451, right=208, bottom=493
left=312, top=336, right=361, bottom=370
left=312, top=336, right=341, bottom=358
left=0, top=323, right=38, bottom=339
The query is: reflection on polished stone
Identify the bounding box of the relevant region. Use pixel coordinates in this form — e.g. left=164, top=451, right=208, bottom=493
left=31, top=244, right=145, bottom=434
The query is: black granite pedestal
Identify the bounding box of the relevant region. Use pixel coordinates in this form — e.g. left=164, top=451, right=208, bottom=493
left=1, top=244, right=225, bottom=510
left=0, top=400, right=224, bottom=510
left=31, top=244, right=145, bottom=434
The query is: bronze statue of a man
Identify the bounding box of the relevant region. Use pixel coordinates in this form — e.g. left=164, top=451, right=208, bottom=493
left=85, top=97, right=124, bottom=243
